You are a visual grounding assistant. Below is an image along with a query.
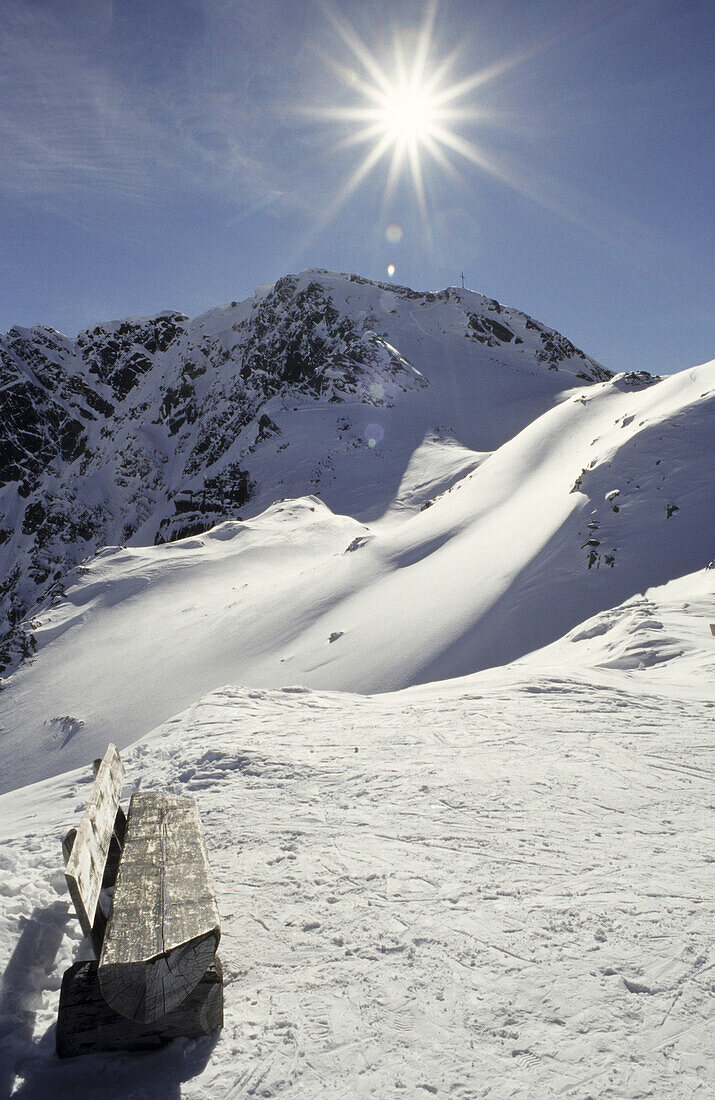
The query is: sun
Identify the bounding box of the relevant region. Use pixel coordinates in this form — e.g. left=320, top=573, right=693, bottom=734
left=308, top=2, right=502, bottom=220
left=381, top=84, right=436, bottom=142
left=299, top=3, right=619, bottom=264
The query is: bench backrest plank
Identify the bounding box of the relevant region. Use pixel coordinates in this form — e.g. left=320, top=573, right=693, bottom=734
left=64, top=743, right=126, bottom=955
left=98, top=790, right=221, bottom=1023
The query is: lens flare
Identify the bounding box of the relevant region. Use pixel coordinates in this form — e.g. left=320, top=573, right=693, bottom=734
left=387, top=263, right=396, bottom=277
left=365, top=423, right=385, bottom=448
left=385, top=223, right=403, bottom=242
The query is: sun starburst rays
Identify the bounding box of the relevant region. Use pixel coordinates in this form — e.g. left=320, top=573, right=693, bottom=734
left=285, top=3, right=646, bottom=283
left=302, top=1, right=612, bottom=254
left=308, top=3, right=508, bottom=227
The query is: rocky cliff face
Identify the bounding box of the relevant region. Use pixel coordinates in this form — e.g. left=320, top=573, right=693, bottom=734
left=0, top=269, right=614, bottom=674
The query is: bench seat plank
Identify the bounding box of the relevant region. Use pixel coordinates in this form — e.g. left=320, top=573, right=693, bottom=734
left=98, top=791, right=221, bottom=1023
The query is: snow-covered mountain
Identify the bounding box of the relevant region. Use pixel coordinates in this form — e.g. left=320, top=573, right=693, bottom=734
left=0, top=270, right=712, bottom=792
left=0, top=270, right=712, bottom=1099
left=0, top=269, right=612, bottom=673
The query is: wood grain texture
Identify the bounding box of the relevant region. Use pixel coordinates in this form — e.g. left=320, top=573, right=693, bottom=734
left=56, top=956, right=223, bottom=1058
left=63, top=743, right=125, bottom=956
left=98, top=791, right=221, bottom=1023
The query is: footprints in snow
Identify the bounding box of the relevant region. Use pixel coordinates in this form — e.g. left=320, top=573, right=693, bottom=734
left=511, top=1049, right=541, bottom=1072
left=175, top=748, right=300, bottom=790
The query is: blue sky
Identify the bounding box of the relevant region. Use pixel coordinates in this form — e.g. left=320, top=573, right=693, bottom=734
left=1, top=0, right=712, bottom=374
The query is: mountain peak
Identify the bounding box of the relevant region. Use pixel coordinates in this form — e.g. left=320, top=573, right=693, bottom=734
left=1, top=270, right=630, bottom=673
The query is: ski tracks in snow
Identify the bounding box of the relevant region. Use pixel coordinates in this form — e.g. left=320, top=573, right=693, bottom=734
left=0, top=678, right=712, bottom=1097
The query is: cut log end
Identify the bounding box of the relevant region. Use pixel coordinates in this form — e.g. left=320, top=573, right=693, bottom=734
left=57, top=956, right=223, bottom=1058
left=99, top=928, right=220, bottom=1023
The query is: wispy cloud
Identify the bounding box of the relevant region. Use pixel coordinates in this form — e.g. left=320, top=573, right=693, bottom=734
left=0, top=0, right=291, bottom=217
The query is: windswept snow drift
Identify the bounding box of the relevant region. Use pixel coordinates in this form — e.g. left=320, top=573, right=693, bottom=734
left=519, top=568, right=715, bottom=693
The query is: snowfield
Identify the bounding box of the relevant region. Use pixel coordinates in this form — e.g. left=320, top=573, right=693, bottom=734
left=0, top=272, right=712, bottom=1097
left=0, top=649, right=712, bottom=1098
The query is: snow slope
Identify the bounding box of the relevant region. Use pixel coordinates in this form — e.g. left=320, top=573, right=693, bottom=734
left=0, top=360, right=711, bottom=794
left=0, top=656, right=712, bottom=1098
left=519, top=567, right=715, bottom=698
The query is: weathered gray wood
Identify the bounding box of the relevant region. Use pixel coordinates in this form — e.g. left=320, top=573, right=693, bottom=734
left=62, top=828, right=77, bottom=865
left=98, top=791, right=221, bottom=1023
left=102, top=803, right=127, bottom=888
left=62, top=827, right=106, bottom=954
left=56, top=956, right=223, bottom=1058
left=63, top=743, right=125, bottom=956
left=63, top=802, right=126, bottom=892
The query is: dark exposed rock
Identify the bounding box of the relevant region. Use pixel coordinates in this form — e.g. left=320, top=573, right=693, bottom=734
left=344, top=535, right=371, bottom=553
left=22, top=501, right=46, bottom=535
left=82, top=313, right=188, bottom=399
left=256, top=414, right=279, bottom=440
left=155, top=464, right=255, bottom=544
left=619, top=371, right=658, bottom=388
left=467, top=314, right=514, bottom=345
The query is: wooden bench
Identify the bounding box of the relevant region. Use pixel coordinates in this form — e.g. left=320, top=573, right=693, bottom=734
left=57, top=744, right=223, bottom=1058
